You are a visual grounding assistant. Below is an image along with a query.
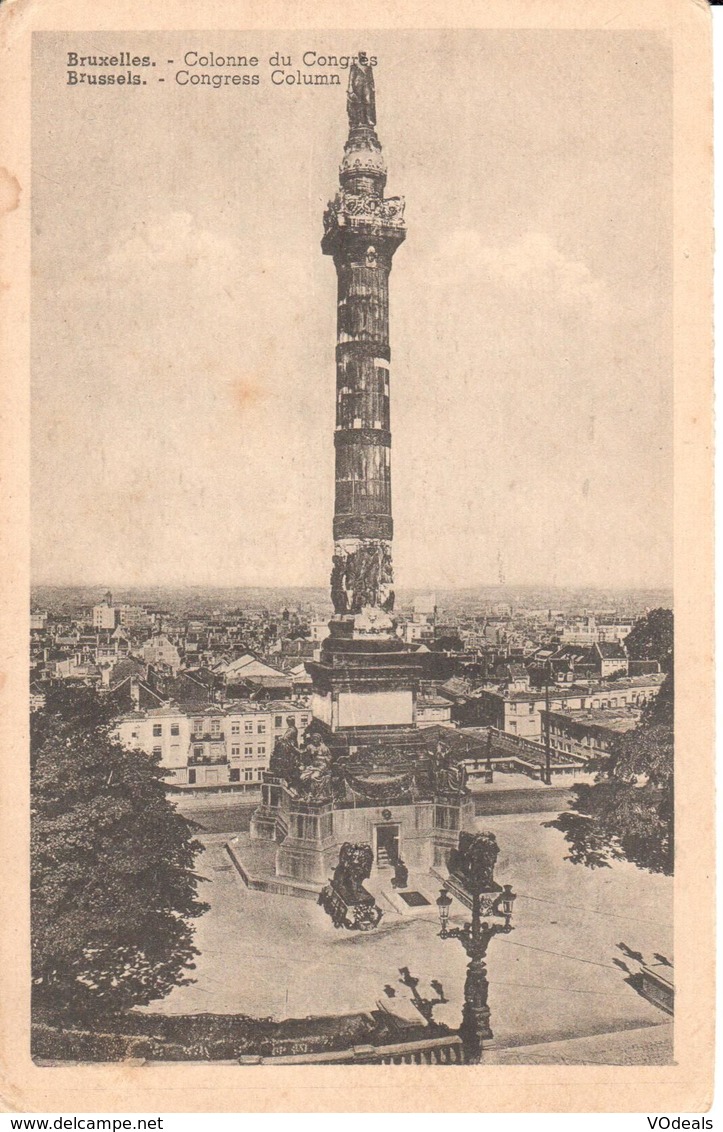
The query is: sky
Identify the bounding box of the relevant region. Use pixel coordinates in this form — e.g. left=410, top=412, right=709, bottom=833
left=31, top=30, right=673, bottom=591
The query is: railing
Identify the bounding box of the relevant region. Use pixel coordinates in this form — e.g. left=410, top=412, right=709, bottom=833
left=238, top=1034, right=465, bottom=1065
left=465, top=755, right=587, bottom=777
left=486, top=727, right=588, bottom=765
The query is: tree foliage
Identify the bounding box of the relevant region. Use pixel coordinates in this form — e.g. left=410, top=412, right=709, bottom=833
left=624, top=607, right=673, bottom=673
left=433, top=635, right=464, bottom=653
left=547, top=672, right=674, bottom=875
left=31, top=687, right=209, bottom=1019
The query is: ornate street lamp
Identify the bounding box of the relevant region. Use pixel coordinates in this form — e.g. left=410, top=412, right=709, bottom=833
left=436, top=833, right=517, bottom=1063
left=498, top=884, right=517, bottom=927
left=436, top=887, right=453, bottom=936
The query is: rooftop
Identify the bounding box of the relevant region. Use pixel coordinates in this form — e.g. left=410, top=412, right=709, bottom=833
left=595, top=641, right=628, bottom=658
left=119, top=698, right=308, bottom=721
left=587, top=674, right=665, bottom=689
left=481, top=673, right=664, bottom=702
left=546, top=707, right=642, bottom=733
left=491, top=686, right=590, bottom=703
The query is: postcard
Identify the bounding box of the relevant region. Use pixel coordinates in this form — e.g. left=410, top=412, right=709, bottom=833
left=0, top=0, right=713, bottom=1114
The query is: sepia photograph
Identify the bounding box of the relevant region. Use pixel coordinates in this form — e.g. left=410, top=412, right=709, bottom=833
left=0, top=1, right=713, bottom=1114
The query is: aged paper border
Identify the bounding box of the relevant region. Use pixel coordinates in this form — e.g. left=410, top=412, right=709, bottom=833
left=0, top=0, right=713, bottom=1113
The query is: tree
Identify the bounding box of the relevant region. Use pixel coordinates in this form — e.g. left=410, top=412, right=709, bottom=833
left=31, top=687, right=209, bottom=1020
left=433, top=635, right=464, bottom=653
left=624, top=607, right=673, bottom=673
left=547, top=672, right=674, bottom=875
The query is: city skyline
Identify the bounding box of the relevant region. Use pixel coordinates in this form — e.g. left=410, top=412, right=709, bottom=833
left=32, top=30, right=673, bottom=591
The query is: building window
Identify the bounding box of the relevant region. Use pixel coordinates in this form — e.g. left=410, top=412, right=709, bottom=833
left=300, top=716, right=308, bottom=725
left=275, top=715, right=283, bottom=728
left=194, top=746, right=203, bottom=759
left=152, top=746, right=162, bottom=757
left=257, top=745, right=266, bottom=757
left=188, top=769, right=196, bottom=784
left=257, top=722, right=266, bottom=734
left=255, top=767, right=264, bottom=779
left=244, top=745, right=253, bottom=757
left=171, top=724, right=179, bottom=736
left=231, top=745, right=240, bottom=757
left=229, top=768, right=240, bottom=783
left=244, top=721, right=253, bottom=734
left=211, top=719, right=220, bottom=735
left=194, top=719, right=203, bottom=735
left=231, top=723, right=240, bottom=735
left=244, top=769, right=253, bottom=782
left=152, top=724, right=162, bottom=737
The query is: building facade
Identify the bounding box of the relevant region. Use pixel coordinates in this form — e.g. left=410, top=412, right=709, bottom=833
left=466, top=674, right=664, bottom=741
left=92, top=592, right=118, bottom=630
left=117, top=701, right=311, bottom=791
left=542, top=706, right=642, bottom=759
left=141, top=634, right=182, bottom=673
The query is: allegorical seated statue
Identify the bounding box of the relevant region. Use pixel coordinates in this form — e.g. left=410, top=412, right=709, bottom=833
left=297, top=731, right=333, bottom=801
left=318, top=842, right=383, bottom=931
left=432, top=741, right=468, bottom=796
left=268, top=725, right=301, bottom=789
left=447, top=831, right=503, bottom=896
left=269, top=725, right=334, bottom=800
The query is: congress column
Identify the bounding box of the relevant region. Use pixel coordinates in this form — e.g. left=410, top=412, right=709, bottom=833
left=310, top=53, right=421, bottom=734
left=321, top=52, right=406, bottom=623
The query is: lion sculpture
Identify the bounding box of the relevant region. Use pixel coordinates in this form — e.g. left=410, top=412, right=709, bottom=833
left=447, top=831, right=502, bottom=896
left=332, top=842, right=374, bottom=905
left=319, top=842, right=382, bottom=931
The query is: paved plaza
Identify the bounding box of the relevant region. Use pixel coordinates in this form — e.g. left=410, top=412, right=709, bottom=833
left=147, top=810, right=673, bottom=1061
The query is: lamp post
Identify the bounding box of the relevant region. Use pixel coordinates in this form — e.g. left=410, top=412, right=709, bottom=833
left=543, top=658, right=552, bottom=785
left=436, top=883, right=516, bottom=1063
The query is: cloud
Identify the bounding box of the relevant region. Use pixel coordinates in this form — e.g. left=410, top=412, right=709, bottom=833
left=104, top=211, right=238, bottom=274
left=61, top=210, right=311, bottom=411
left=443, top=229, right=609, bottom=315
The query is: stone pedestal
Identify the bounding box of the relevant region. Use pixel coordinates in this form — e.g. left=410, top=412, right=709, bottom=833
left=249, top=778, right=289, bottom=842
left=246, top=773, right=477, bottom=895
left=275, top=798, right=336, bottom=885
left=307, top=628, right=423, bottom=733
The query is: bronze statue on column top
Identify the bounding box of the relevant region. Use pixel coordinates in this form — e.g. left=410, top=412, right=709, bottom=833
left=347, top=52, right=377, bottom=129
